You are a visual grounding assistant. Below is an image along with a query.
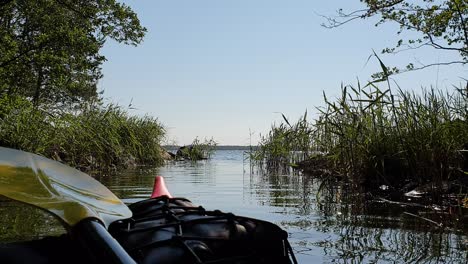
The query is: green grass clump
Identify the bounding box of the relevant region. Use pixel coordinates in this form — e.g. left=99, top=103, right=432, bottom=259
left=317, top=83, right=467, bottom=188
left=254, top=83, right=468, bottom=191
left=252, top=113, right=314, bottom=171
left=0, top=95, right=54, bottom=154
left=176, top=137, right=217, bottom=161
left=0, top=95, right=165, bottom=172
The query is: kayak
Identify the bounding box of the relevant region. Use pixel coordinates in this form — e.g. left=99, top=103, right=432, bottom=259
left=110, top=176, right=297, bottom=263
left=0, top=175, right=297, bottom=264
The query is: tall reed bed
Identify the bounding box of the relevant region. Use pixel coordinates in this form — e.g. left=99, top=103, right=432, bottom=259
left=252, top=113, right=314, bottom=172
left=0, top=95, right=165, bottom=172
left=317, top=83, right=467, bottom=188
left=254, top=83, right=468, bottom=190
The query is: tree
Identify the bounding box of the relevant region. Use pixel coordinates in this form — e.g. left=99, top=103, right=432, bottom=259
left=0, top=0, right=146, bottom=106
left=323, top=0, right=467, bottom=78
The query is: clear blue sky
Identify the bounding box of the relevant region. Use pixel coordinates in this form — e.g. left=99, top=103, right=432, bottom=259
left=101, top=0, right=467, bottom=145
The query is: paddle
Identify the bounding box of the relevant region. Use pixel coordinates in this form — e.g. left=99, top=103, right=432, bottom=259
left=0, top=147, right=135, bottom=264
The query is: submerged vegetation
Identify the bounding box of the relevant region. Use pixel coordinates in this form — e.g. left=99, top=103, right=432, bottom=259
left=254, top=82, right=468, bottom=197
left=0, top=95, right=165, bottom=172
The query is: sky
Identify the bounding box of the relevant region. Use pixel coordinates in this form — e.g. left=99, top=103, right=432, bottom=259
left=100, top=0, right=467, bottom=145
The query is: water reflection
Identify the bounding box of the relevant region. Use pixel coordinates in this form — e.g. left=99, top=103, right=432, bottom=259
left=312, top=214, right=468, bottom=263
left=0, top=197, right=65, bottom=242
left=250, top=172, right=468, bottom=263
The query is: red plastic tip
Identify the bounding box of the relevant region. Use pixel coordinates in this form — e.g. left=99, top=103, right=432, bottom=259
left=151, top=176, right=172, bottom=198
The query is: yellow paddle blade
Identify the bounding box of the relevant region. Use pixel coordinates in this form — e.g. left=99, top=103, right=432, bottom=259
left=0, top=147, right=132, bottom=227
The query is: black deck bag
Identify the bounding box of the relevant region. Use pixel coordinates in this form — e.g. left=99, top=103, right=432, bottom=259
left=109, top=196, right=297, bottom=264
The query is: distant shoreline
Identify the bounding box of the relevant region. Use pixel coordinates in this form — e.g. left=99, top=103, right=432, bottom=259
left=163, top=145, right=258, bottom=151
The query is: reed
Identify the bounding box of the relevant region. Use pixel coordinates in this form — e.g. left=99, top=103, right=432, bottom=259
left=176, top=137, right=217, bottom=161
left=252, top=112, right=316, bottom=173
left=0, top=95, right=165, bottom=172
left=254, top=82, right=468, bottom=191
left=317, top=83, right=467, bottom=188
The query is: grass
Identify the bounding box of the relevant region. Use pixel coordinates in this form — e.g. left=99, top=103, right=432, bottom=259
left=317, top=83, right=467, bottom=189
left=252, top=113, right=314, bottom=171
left=176, top=137, right=217, bottom=161
left=253, top=82, right=468, bottom=193
left=0, top=95, right=166, bottom=172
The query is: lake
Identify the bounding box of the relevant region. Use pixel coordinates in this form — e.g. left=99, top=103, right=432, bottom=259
left=1, top=149, right=467, bottom=263
left=99, top=150, right=467, bottom=263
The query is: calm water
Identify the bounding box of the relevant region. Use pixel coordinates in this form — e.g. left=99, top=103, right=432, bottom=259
left=1, top=150, right=467, bottom=263
left=98, top=150, right=467, bottom=263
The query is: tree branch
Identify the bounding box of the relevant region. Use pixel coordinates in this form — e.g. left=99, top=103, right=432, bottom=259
left=404, top=61, right=465, bottom=72
left=388, top=42, right=431, bottom=54
left=54, top=0, right=94, bottom=20
left=320, top=15, right=362, bottom=28
left=0, top=44, right=42, bottom=68
left=367, top=0, right=404, bottom=11
left=426, top=33, right=468, bottom=53
left=453, top=1, right=468, bottom=48
left=318, top=9, right=368, bottom=28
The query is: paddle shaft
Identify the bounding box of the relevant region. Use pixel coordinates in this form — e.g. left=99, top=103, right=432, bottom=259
left=72, top=219, right=136, bottom=264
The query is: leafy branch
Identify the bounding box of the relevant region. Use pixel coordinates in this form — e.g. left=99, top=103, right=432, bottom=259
left=322, top=0, right=467, bottom=78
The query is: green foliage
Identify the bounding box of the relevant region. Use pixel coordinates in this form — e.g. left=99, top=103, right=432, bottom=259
left=317, top=83, right=468, bottom=187
left=325, top=0, right=467, bottom=76
left=177, top=137, right=218, bottom=161
left=253, top=113, right=314, bottom=170
left=0, top=1, right=165, bottom=173
left=0, top=95, right=53, bottom=153
left=254, top=83, right=468, bottom=190
left=0, top=95, right=165, bottom=172
left=0, top=0, right=146, bottom=105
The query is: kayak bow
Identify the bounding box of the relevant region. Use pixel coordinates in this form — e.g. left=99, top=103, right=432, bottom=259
left=109, top=176, right=298, bottom=264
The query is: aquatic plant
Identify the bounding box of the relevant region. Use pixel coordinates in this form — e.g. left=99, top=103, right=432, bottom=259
left=0, top=95, right=165, bottom=172
left=252, top=113, right=314, bottom=172
left=254, top=82, right=468, bottom=192
left=176, top=137, right=217, bottom=161
left=319, top=83, right=467, bottom=189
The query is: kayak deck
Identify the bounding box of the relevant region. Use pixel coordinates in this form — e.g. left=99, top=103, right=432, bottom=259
left=109, top=193, right=297, bottom=264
